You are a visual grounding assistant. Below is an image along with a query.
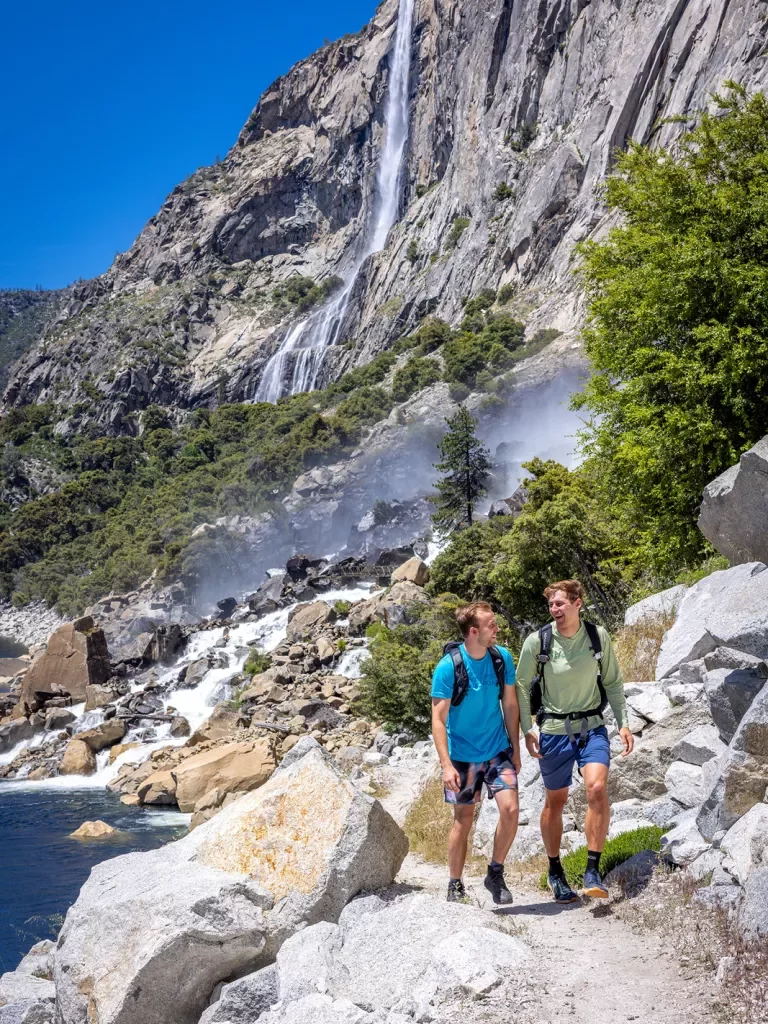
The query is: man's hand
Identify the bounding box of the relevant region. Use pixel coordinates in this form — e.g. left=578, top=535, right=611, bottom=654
left=619, top=727, right=634, bottom=756
left=442, top=762, right=461, bottom=793
left=525, top=730, right=541, bottom=760
left=510, top=744, right=522, bottom=774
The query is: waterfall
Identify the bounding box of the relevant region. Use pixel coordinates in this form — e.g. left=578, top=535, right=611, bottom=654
left=255, top=0, right=416, bottom=404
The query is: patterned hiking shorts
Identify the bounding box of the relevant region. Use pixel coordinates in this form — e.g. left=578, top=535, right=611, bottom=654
left=444, top=747, right=518, bottom=804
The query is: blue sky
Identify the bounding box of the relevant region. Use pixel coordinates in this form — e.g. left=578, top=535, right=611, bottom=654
left=1, top=0, right=379, bottom=291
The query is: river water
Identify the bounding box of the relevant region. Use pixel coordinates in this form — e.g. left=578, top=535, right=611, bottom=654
left=0, top=785, right=188, bottom=972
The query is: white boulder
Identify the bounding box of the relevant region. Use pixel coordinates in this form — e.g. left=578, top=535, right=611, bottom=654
left=660, top=809, right=711, bottom=866
left=663, top=761, right=705, bottom=809
left=672, top=724, right=726, bottom=766
left=625, top=685, right=673, bottom=724
left=655, top=562, right=768, bottom=680
left=698, top=436, right=768, bottom=565
left=719, top=803, right=768, bottom=884
left=54, top=741, right=408, bottom=1024
left=624, top=585, right=687, bottom=626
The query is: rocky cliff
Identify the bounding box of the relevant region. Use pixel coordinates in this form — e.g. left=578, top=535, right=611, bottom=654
left=6, top=0, right=768, bottom=430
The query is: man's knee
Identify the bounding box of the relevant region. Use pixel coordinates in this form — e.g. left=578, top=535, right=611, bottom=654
left=496, top=798, right=519, bottom=824
left=586, top=777, right=608, bottom=805
left=452, top=807, right=475, bottom=832
left=544, top=787, right=569, bottom=811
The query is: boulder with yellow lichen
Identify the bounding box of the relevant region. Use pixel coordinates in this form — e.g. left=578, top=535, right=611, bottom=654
left=53, top=738, right=408, bottom=1024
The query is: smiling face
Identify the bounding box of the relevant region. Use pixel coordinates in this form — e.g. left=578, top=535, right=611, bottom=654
left=469, top=608, right=499, bottom=648
left=547, top=589, right=582, bottom=631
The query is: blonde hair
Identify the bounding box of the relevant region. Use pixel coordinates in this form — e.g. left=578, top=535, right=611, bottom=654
left=543, top=580, right=585, bottom=603
left=455, top=601, right=494, bottom=636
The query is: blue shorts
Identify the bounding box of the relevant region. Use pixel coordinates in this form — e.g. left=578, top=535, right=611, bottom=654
left=539, top=726, right=610, bottom=791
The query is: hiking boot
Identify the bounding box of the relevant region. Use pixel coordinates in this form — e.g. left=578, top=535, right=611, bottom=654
left=484, top=863, right=513, bottom=905
left=547, top=872, right=579, bottom=904
left=447, top=878, right=469, bottom=903
left=582, top=867, right=609, bottom=899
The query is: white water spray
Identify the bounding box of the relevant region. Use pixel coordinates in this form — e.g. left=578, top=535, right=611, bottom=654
left=255, top=0, right=416, bottom=403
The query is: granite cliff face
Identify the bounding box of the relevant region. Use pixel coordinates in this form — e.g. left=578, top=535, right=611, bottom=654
left=5, top=0, right=768, bottom=429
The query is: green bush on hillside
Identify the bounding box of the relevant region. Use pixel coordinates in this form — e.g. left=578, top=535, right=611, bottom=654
left=391, top=357, right=440, bottom=402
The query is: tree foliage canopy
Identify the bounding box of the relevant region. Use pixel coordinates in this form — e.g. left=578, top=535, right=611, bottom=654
left=576, top=85, right=768, bottom=572
left=431, top=406, right=491, bottom=532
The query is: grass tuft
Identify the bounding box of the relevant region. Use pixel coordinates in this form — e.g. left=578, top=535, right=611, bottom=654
left=614, top=612, right=676, bottom=681
left=539, top=825, right=668, bottom=890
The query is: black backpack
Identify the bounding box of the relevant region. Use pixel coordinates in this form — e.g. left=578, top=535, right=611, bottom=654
left=530, top=621, right=608, bottom=726
left=443, top=641, right=506, bottom=707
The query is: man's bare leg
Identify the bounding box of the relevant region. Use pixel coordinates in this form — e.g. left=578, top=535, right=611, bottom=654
left=582, top=762, right=610, bottom=851
left=540, top=786, right=569, bottom=856
left=491, top=787, right=519, bottom=864
left=448, top=804, right=475, bottom=879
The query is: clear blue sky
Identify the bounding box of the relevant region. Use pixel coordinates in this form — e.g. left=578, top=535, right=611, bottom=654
left=1, top=0, right=379, bottom=291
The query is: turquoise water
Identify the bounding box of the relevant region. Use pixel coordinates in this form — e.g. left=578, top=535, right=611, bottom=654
left=0, top=785, right=188, bottom=971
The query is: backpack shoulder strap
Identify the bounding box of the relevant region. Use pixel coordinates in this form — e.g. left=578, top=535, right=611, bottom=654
left=582, top=621, right=608, bottom=712
left=444, top=643, right=470, bottom=707
left=488, top=645, right=506, bottom=700
left=538, top=622, right=553, bottom=665
left=583, top=620, right=602, bottom=659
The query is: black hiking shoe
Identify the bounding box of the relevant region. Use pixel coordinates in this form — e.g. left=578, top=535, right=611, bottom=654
left=447, top=878, right=469, bottom=903
left=548, top=872, right=580, bottom=904
left=484, top=863, right=514, bottom=905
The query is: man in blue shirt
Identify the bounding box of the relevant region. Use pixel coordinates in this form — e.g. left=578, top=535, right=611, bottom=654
left=431, top=600, right=521, bottom=904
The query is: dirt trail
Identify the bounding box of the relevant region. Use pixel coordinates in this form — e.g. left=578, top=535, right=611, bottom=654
left=398, top=853, right=721, bottom=1024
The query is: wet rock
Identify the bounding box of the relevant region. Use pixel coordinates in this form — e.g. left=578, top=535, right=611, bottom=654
left=70, top=820, right=118, bottom=839
left=286, top=602, right=337, bottom=641
left=169, top=716, right=191, bottom=738
left=76, top=719, right=126, bottom=752
left=0, top=717, right=43, bottom=755
left=216, top=598, right=238, bottom=618
left=60, top=738, right=97, bottom=776
left=190, top=703, right=245, bottom=745
left=44, top=707, right=76, bottom=731
left=138, top=771, right=178, bottom=807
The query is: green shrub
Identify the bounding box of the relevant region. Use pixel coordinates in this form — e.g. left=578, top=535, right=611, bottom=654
left=244, top=648, right=271, bottom=676
left=391, top=357, right=440, bottom=402
left=507, top=122, right=537, bottom=151
left=272, top=274, right=343, bottom=313
left=446, top=217, right=470, bottom=249
left=538, top=826, right=668, bottom=890
left=406, top=240, right=419, bottom=263
left=358, top=595, right=463, bottom=735
left=411, top=318, right=452, bottom=354
left=334, top=600, right=352, bottom=616
left=492, top=182, right=515, bottom=201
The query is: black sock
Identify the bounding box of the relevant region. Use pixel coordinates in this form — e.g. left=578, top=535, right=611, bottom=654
left=449, top=877, right=462, bottom=885
left=548, top=855, right=564, bottom=877
left=490, top=859, right=503, bottom=871
left=587, top=850, right=602, bottom=873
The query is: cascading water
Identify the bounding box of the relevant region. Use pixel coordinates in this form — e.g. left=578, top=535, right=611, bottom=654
left=255, top=0, right=416, bottom=403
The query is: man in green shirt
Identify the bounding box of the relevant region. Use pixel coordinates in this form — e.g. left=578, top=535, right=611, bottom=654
left=516, top=579, right=633, bottom=902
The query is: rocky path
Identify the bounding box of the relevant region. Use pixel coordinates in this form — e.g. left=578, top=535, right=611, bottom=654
left=397, top=854, right=721, bottom=1024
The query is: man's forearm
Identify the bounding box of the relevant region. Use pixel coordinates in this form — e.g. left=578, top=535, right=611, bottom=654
left=432, top=716, right=451, bottom=766
left=503, top=705, right=520, bottom=752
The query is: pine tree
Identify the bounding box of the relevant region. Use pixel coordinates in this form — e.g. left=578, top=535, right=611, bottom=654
left=431, top=406, right=491, bottom=532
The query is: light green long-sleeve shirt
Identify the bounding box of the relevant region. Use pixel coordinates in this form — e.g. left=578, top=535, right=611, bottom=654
left=515, top=621, right=628, bottom=735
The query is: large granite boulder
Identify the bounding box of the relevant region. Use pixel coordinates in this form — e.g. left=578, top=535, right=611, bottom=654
left=228, top=892, right=528, bottom=1024
left=286, top=602, right=337, bottom=641
left=719, top=803, right=768, bottom=884
left=172, top=740, right=275, bottom=813
left=0, top=717, right=43, bottom=755
left=672, top=724, right=726, bottom=766
left=697, top=679, right=768, bottom=838
left=347, top=582, right=430, bottom=635
left=54, top=741, right=408, bottom=1024
left=75, top=718, right=126, bottom=752
left=624, top=585, right=688, bottom=627
left=739, top=867, right=768, bottom=938
left=698, top=437, right=768, bottom=565
left=60, top=738, right=97, bottom=776
left=703, top=667, right=765, bottom=742
left=655, top=563, right=768, bottom=680
left=15, top=617, right=111, bottom=712
left=390, top=557, right=429, bottom=587
left=199, top=964, right=278, bottom=1024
